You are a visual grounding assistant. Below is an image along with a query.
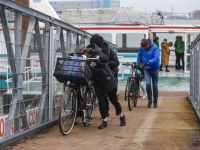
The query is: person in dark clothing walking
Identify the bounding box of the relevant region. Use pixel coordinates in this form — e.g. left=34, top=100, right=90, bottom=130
left=90, top=34, right=120, bottom=120
left=79, top=44, right=126, bottom=129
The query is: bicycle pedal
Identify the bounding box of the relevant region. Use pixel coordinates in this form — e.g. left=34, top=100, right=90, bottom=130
left=83, top=120, right=92, bottom=125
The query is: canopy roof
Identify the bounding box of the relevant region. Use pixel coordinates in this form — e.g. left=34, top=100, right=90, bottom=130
left=61, top=7, right=164, bottom=26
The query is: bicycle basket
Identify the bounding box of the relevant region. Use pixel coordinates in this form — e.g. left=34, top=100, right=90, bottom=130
left=54, top=58, right=92, bottom=85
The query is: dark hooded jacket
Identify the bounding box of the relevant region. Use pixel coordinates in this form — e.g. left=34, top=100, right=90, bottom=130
left=102, top=41, right=119, bottom=78
left=87, top=43, right=117, bottom=92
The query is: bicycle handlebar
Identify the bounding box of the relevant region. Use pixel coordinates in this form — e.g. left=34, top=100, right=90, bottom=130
left=122, top=62, right=148, bottom=68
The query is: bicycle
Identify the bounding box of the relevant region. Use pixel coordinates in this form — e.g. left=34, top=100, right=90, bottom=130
left=54, top=54, right=98, bottom=135
left=122, top=62, right=145, bottom=111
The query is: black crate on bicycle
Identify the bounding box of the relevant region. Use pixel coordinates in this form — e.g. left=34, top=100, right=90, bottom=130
left=54, top=57, right=92, bottom=85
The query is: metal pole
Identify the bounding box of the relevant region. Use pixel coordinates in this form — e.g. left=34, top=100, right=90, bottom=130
left=49, top=27, right=54, bottom=120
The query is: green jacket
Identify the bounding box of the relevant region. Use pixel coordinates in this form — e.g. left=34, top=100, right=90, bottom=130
left=154, top=41, right=159, bottom=49
left=179, top=40, right=185, bottom=53
left=174, top=36, right=182, bottom=53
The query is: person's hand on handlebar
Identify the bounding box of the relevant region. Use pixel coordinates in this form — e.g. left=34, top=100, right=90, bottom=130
left=144, top=61, right=149, bottom=66
left=91, top=62, right=96, bottom=66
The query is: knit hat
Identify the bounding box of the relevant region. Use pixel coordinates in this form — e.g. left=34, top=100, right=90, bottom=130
left=90, top=34, right=104, bottom=49
left=141, top=39, right=149, bottom=47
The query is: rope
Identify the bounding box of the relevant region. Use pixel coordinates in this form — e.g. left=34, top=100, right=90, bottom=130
left=122, top=8, right=133, bottom=25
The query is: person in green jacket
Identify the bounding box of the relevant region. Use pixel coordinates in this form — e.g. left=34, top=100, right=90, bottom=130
left=153, top=37, right=159, bottom=49
left=179, top=36, right=185, bottom=70
left=174, top=36, right=182, bottom=69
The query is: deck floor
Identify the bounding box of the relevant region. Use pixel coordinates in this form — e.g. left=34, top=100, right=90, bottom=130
left=5, top=95, right=200, bottom=150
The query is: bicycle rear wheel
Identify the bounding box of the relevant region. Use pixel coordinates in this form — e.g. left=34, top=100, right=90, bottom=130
left=59, top=88, right=77, bottom=135
left=82, top=86, right=95, bottom=126
left=128, top=81, right=135, bottom=111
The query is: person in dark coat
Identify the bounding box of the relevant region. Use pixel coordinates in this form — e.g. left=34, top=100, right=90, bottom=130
left=81, top=44, right=126, bottom=129
left=90, top=34, right=120, bottom=119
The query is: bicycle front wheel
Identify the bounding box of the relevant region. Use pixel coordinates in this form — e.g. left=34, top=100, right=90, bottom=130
left=59, top=88, right=77, bottom=135
left=125, top=78, right=129, bottom=101
left=128, top=81, right=135, bottom=111
left=82, top=86, right=96, bottom=126
left=134, top=82, right=140, bottom=107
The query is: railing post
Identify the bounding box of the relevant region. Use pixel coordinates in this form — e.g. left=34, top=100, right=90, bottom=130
left=49, top=27, right=54, bottom=120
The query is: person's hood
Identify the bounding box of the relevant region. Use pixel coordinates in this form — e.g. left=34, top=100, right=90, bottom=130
left=148, top=39, right=154, bottom=48
left=155, top=37, right=159, bottom=40
left=102, top=41, right=110, bottom=58
left=176, top=36, right=180, bottom=40
left=161, top=41, right=168, bottom=46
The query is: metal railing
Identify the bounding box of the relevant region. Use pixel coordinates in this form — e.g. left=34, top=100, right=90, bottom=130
left=0, top=1, right=117, bottom=148
left=189, top=34, right=200, bottom=114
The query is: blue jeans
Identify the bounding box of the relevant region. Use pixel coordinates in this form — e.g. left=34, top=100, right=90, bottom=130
left=144, top=69, right=159, bottom=103
left=139, top=80, right=146, bottom=95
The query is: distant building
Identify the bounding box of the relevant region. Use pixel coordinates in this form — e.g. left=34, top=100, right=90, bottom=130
left=49, top=0, right=120, bottom=15
left=189, top=10, right=200, bottom=18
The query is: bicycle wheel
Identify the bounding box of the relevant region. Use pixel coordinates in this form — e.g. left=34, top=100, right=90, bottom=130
left=134, top=82, right=140, bottom=107
left=82, top=86, right=96, bottom=126
left=59, top=88, right=77, bottom=135
left=128, top=81, right=135, bottom=111
left=124, top=78, right=129, bottom=101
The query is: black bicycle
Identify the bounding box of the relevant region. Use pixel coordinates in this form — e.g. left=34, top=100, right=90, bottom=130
left=122, top=62, right=145, bottom=111
left=54, top=54, right=98, bottom=135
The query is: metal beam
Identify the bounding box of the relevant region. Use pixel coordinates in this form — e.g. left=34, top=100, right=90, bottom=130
left=43, top=22, right=50, bottom=121
left=0, top=0, right=91, bottom=37
left=18, top=17, right=36, bottom=130
left=35, top=19, right=48, bottom=124
left=71, top=33, right=78, bottom=52
left=0, top=5, right=18, bottom=136
left=60, top=28, right=67, bottom=58
left=14, top=10, right=22, bottom=133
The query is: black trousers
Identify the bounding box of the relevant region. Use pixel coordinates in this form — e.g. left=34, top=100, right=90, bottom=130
left=105, top=76, right=118, bottom=112
left=96, top=86, right=122, bottom=119
left=175, top=51, right=179, bottom=68
left=179, top=53, right=184, bottom=68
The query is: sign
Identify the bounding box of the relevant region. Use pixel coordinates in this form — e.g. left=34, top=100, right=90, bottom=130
left=0, top=107, right=39, bottom=139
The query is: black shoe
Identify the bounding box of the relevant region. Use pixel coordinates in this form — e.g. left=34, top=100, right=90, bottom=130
left=154, top=102, right=158, bottom=108
left=98, top=121, right=107, bottom=129
left=148, top=101, right=152, bottom=108
left=165, top=70, right=170, bottom=72
left=176, top=67, right=181, bottom=70
left=159, top=68, right=163, bottom=71
left=116, top=111, right=120, bottom=116
left=120, top=114, right=126, bottom=126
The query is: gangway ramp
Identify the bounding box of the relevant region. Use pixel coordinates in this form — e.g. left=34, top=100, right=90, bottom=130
left=4, top=95, right=200, bottom=150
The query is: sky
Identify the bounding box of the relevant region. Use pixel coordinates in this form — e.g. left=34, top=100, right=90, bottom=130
left=48, top=0, right=200, bottom=14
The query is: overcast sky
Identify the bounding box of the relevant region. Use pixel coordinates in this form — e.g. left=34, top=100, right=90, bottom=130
left=48, top=0, right=200, bottom=14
